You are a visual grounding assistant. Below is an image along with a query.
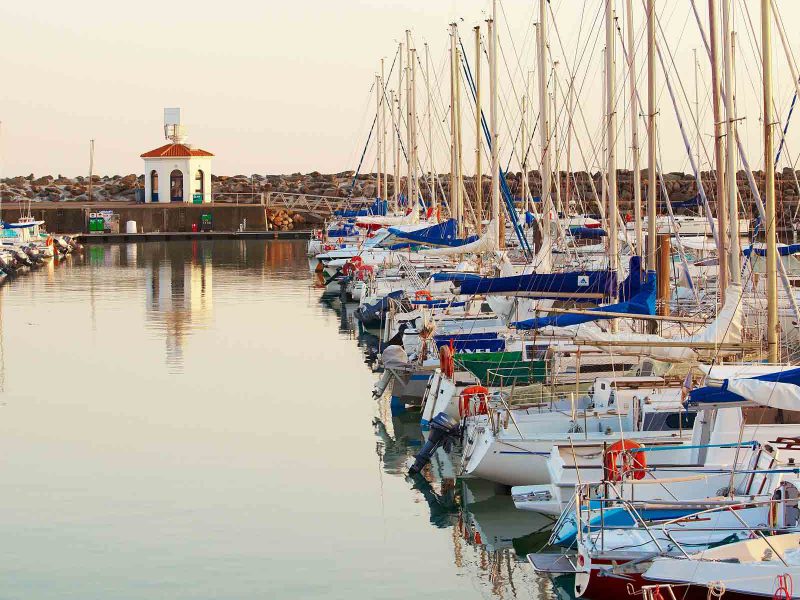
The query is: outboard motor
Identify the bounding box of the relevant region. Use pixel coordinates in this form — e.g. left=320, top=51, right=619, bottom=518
left=64, top=236, right=82, bottom=252
left=408, top=412, right=460, bottom=476
left=22, top=245, right=43, bottom=264
left=53, top=237, right=70, bottom=255
left=14, top=249, right=32, bottom=267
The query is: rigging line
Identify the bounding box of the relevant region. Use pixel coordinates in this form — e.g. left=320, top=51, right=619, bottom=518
left=650, top=1, right=720, bottom=251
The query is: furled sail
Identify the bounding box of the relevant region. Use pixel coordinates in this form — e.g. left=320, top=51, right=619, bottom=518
left=387, top=219, right=479, bottom=248
left=419, top=219, right=499, bottom=256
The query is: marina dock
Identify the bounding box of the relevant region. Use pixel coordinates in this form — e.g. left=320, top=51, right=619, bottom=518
left=76, top=230, right=311, bottom=243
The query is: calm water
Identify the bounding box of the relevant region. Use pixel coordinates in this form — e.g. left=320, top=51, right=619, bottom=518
left=1, top=240, right=559, bottom=599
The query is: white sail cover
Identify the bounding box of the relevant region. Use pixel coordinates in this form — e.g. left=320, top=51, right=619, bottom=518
left=537, top=284, right=743, bottom=363
left=419, top=219, right=499, bottom=256
left=726, top=378, right=800, bottom=411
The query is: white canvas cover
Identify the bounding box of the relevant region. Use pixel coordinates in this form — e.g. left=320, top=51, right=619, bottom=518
left=536, top=284, right=743, bottom=363
left=420, top=219, right=499, bottom=256
left=726, top=378, right=800, bottom=411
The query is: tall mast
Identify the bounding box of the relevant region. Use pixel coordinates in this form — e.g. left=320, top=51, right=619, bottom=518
left=449, top=24, right=459, bottom=228
left=88, top=139, right=95, bottom=203
left=391, top=89, right=398, bottom=209
left=411, top=46, right=419, bottom=219
left=475, top=25, right=483, bottom=236
left=722, top=0, right=739, bottom=285
left=405, top=30, right=414, bottom=215
left=537, top=1, right=551, bottom=229
left=606, top=0, right=619, bottom=293
left=381, top=58, right=388, bottom=201
left=761, top=0, right=778, bottom=362
left=455, top=44, right=464, bottom=235
left=646, top=0, right=657, bottom=271
left=397, top=41, right=403, bottom=209
left=521, top=93, right=527, bottom=223
left=375, top=71, right=383, bottom=200
left=626, top=0, right=643, bottom=259
left=425, top=43, right=437, bottom=218
left=709, top=0, right=729, bottom=295
left=490, top=0, right=500, bottom=242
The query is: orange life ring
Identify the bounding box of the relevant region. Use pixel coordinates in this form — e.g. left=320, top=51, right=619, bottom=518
left=459, top=385, right=489, bottom=418
left=439, top=345, right=454, bottom=379
left=604, top=439, right=647, bottom=481
left=415, top=290, right=433, bottom=301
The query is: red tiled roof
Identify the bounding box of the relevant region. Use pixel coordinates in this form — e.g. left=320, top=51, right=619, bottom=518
left=140, top=143, right=214, bottom=158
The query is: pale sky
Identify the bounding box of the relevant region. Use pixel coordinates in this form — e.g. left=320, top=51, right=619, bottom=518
left=2, top=0, right=800, bottom=177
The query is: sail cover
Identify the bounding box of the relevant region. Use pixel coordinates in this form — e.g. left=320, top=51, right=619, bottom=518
left=512, top=270, right=656, bottom=330
left=537, top=283, right=744, bottom=363
left=387, top=219, right=479, bottom=248
left=420, top=219, right=500, bottom=256
left=458, top=266, right=617, bottom=301
left=689, top=366, right=800, bottom=410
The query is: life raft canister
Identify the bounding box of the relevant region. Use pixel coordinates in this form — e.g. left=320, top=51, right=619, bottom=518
left=459, top=385, right=489, bottom=418
left=603, top=439, right=647, bottom=481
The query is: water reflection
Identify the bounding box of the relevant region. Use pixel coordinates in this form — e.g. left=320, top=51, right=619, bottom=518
left=320, top=294, right=557, bottom=600
left=144, top=243, right=213, bottom=371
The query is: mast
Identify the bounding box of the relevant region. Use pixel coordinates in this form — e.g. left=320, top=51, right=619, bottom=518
left=375, top=72, right=383, bottom=200
left=475, top=25, right=483, bottom=236
left=722, top=0, right=739, bottom=285
left=88, top=139, right=95, bottom=203
left=490, top=0, right=500, bottom=243
left=709, top=0, right=729, bottom=295
left=449, top=23, right=459, bottom=229
left=425, top=43, right=437, bottom=218
left=761, top=0, right=778, bottom=362
left=392, top=89, right=399, bottom=209
left=397, top=41, right=403, bottom=210
left=455, top=44, right=464, bottom=235
left=381, top=58, right=388, bottom=201
left=521, top=93, right=527, bottom=223
left=405, top=31, right=414, bottom=215
left=411, top=46, right=419, bottom=219
left=606, top=0, right=619, bottom=294
left=537, top=1, right=551, bottom=234
left=626, top=0, right=643, bottom=259
left=646, top=0, right=657, bottom=271
left=551, top=74, right=562, bottom=217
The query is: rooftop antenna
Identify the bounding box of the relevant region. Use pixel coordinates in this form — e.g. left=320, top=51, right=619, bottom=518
left=163, top=108, right=187, bottom=144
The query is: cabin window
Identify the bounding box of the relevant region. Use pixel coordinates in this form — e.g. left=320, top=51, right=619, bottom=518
left=664, top=412, right=697, bottom=430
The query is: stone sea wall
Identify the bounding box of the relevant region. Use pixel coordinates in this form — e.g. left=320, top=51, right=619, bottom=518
left=3, top=169, right=799, bottom=226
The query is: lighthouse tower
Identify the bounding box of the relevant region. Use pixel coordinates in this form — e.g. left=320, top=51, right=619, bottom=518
left=141, top=108, right=213, bottom=203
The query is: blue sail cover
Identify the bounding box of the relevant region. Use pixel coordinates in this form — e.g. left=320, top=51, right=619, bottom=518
left=743, top=244, right=800, bottom=257
left=431, top=272, right=482, bottom=284
left=433, top=332, right=505, bottom=353
left=689, top=367, right=800, bottom=407
left=387, top=219, right=479, bottom=248
left=512, top=270, right=656, bottom=330
left=334, top=198, right=388, bottom=218
left=458, top=269, right=617, bottom=301
left=569, top=226, right=607, bottom=239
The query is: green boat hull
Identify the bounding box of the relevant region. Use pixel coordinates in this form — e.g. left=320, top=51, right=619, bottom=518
left=455, top=351, right=546, bottom=386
